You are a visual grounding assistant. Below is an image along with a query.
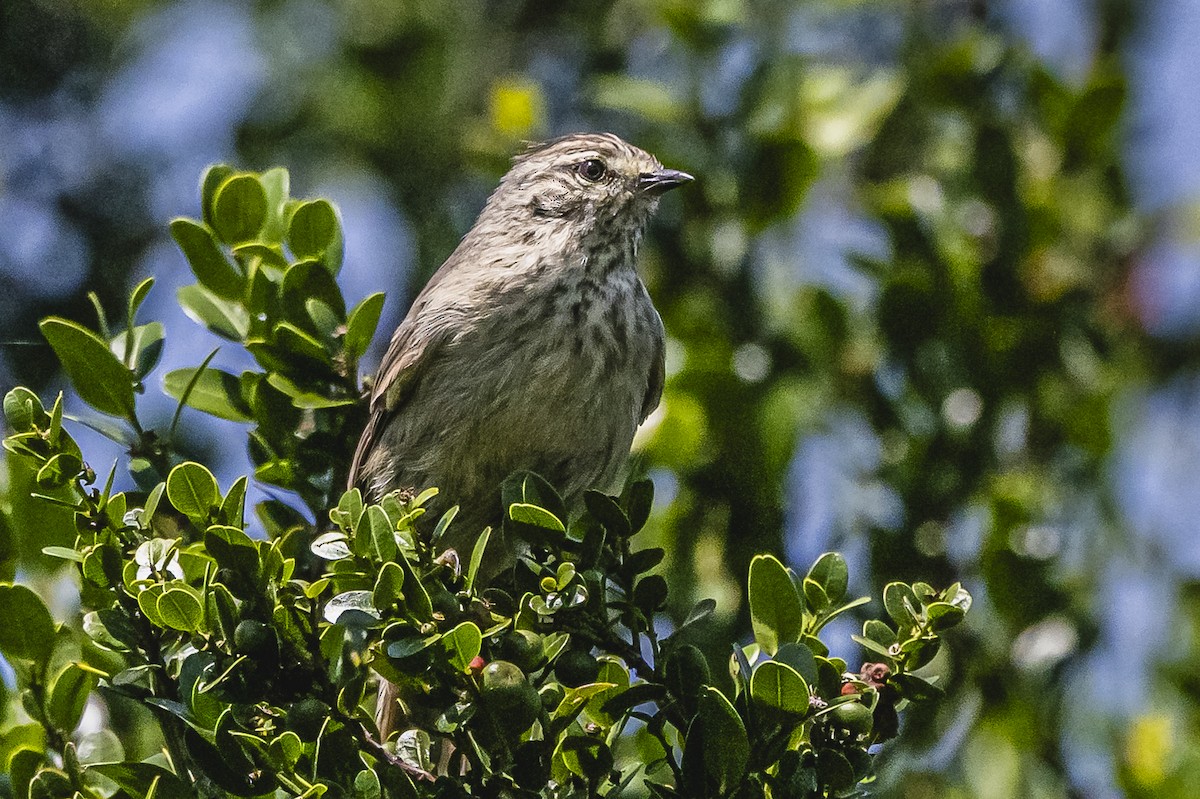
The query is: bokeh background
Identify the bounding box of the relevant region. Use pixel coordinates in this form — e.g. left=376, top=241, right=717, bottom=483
left=3, top=0, right=1200, bottom=796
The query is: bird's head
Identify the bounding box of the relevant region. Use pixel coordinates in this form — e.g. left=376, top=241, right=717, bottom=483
left=483, top=133, right=693, bottom=241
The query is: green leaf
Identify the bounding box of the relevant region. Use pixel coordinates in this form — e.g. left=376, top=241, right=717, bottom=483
left=345, top=292, right=386, bottom=361
left=306, top=298, right=340, bottom=338
left=264, top=373, right=355, bottom=409
left=441, top=621, right=482, bottom=673
left=502, top=471, right=567, bottom=522
left=4, top=386, right=48, bottom=432
left=287, top=199, right=343, bottom=270
left=664, top=644, right=711, bottom=709
left=217, top=478, right=247, bottom=529
left=258, top=167, right=290, bottom=243
left=178, top=284, right=249, bottom=340
left=205, top=525, right=260, bottom=578
left=682, top=687, right=749, bottom=796
left=357, top=504, right=397, bottom=562
left=63, top=412, right=132, bottom=446
left=850, top=621, right=895, bottom=653
left=386, top=634, right=440, bottom=660
left=110, top=322, right=164, bottom=379
left=431, top=504, right=459, bottom=547
left=29, top=768, right=74, bottom=798
left=233, top=242, right=289, bottom=270
left=624, top=478, right=654, bottom=534
left=812, top=748, right=855, bottom=792
left=583, top=490, right=630, bottom=538
left=36, top=452, right=82, bottom=488
left=74, top=728, right=124, bottom=764
left=323, top=590, right=380, bottom=624
left=774, top=642, right=819, bottom=686
left=41, top=546, right=83, bottom=563
left=211, top=174, right=268, bottom=244
left=396, top=551, right=433, bottom=622
left=891, top=672, right=943, bottom=700
left=86, top=761, right=192, bottom=799
left=883, top=582, right=920, bottom=629
left=508, top=502, right=565, bottom=533
left=168, top=348, right=219, bottom=438
left=271, top=321, right=329, bottom=362
left=128, top=276, right=155, bottom=325
left=354, top=768, right=382, bottom=799
left=184, top=720, right=277, bottom=796
left=200, top=164, right=236, bottom=226
left=748, top=554, right=803, bottom=655
left=802, top=576, right=830, bottom=613
left=862, top=619, right=897, bottom=648
left=268, top=729, right=302, bottom=772
left=372, top=561, right=404, bottom=609
left=634, top=574, right=668, bottom=612
left=47, top=662, right=98, bottom=732
left=136, top=584, right=166, bottom=627
left=806, top=552, right=848, bottom=605
left=88, top=291, right=110, bottom=339
left=39, top=318, right=136, bottom=419
left=465, top=526, right=491, bottom=593
left=280, top=258, right=346, bottom=322
left=163, top=367, right=252, bottom=422
left=9, top=747, right=43, bottom=799
left=331, top=487, right=365, bottom=531
left=311, top=531, right=351, bottom=561
left=166, top=462, right=219, bottom=521
left=552, top=681, right=620, bottom=721
left=750, top=660, right=809, bottom=714
left=170, top=219, right=244, bottom=299
left=157, top=587, right=204, bottom=632
left=926, top=601, right=965, bottom=631
left=0, top=583, right=56, bottom=664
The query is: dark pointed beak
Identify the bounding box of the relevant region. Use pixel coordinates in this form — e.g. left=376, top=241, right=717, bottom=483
left=638, top=168, right=694, bottom=195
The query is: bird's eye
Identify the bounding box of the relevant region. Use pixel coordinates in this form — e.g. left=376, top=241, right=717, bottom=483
left=577, top=158, right=607, bottom=182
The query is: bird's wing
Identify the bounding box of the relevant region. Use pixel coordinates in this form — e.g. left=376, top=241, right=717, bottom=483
left=348, top=264, right=461, bottom=489
left=639, top=316, right=665, bottom=424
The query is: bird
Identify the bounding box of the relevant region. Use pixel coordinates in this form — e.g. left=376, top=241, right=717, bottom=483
left=348, top=132, right=692, bottom=740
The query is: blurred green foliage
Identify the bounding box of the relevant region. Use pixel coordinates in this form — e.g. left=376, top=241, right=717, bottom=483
left=3, top=0, right=1196, bottom=797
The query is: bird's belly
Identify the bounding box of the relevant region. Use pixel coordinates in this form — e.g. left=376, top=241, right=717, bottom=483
left=425, top=305, right=649, bottom=499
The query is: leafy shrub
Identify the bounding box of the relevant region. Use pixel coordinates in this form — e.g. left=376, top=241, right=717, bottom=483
left=0, top=167, right=969, bottom=798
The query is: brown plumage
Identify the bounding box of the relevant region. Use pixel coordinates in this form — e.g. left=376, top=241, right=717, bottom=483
left=348, top=132, right=691, bottom=739
left=351, top=133, right=690, bottom=551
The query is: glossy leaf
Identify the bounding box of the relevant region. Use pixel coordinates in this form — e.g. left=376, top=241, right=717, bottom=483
left=287, top=200, right=341, bottom=261
left=748, top=554, right=803, bottom=655
left=166, top=462, right=220, bottom=521
left=47, top=662, right=97, bottom=732
left=324, top=590, right=379, bottom=623
left=750, top=660, right=809, bottom=714
left=86, top=761, right=192, bottom=799
left=508, top=502, right=566, bottom=533
left=442, top=621, right=483, bottom=672
left=110, top=321, right=165, bottom=379
left=178, top=284, right=249, bottom=340
left=345, top=291, right=385, bottom=360
left=212, top=174, right=268, bottom=244
left=163, top=366, right=252, bottom=422
left=39, top=318, right=136, bottom=419
left=157, top=586, right=204, bottom=632
left=4, top=386, right=48, bottom=432
left=170, top=218, right=243, bottom=298
left=806, top=552, right=849, bottom=605
left=682, top=687, right=749, bottom=796
left=0, top=583, right=56, bottom=664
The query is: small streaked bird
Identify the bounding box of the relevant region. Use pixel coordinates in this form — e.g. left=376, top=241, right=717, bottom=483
left=348, top=132, right=692, bottom=739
